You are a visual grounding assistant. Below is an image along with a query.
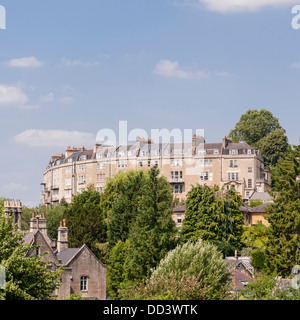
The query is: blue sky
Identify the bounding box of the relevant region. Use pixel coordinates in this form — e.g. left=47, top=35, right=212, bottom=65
left=0, top=0, right=299, bottom=207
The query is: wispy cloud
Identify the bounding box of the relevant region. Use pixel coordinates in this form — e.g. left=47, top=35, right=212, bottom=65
left=154, top=59, right=209, bottom=80
left=58, top=96, right=75, bottom=105
left=8, top=56, right=44, bottom=68
left=40, top=92, right=54, bottom=103
left=290, top=62, right=300, bottom=69
left=14, top=129, right=95, bottom=148
left=172, top=0, right=299, bottom=13
left=61, top=58, right=101, bottom=67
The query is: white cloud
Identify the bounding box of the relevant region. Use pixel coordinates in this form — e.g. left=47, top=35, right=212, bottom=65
left=290, top=62, right=300, bottom=69
left=8, top=56, right=44, bottom=68
left=14, top=129, right=95, bottom=148
left=61, top=58, right=100, bottom=67
left=0, top=84, right=28, bottom=106
left=40, top=92, right=54, bottom=103
left=173, top=0, right=299, bottom=13
left=154, top=59, right=209, bottom=80
left=59, top=96, right=75, bottom=105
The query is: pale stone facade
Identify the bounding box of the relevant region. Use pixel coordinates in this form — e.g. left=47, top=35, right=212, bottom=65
left=41, top=136, right=271, bottom=206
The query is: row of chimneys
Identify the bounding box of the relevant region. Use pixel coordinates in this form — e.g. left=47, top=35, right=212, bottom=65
left=30, top=214, right=68, bottom=253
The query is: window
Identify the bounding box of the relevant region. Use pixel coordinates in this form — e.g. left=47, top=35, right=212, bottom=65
left=171, top=159, right=183, bottom=167
left=79, top=155, right=87, bottom=161
left=97, top=187, right=103, bottom=193
left=80, top=276, right=88, bottom=292
left=65, top=189, right=71, bottom=199
left=65, top=167, right=72, bottom=174
left=139, top=161, right=143, bottom=167
left=248, top=179, right=252, bottom=188
left=198, top=149, right=206, bottom=155
left=78, top=175, right=86, bottom=185
left=246, top=191, right=250, bottom=197
left=230, top=160, right=238, bottom=168
left=117, top=160, right=127, bottom=168
left=177, top=214, right=182, bottom=224
left=97, top=162, right=106, bottom=170
left=67, top=158, right=73, bottom=163
left=248, top=167, right=253, bottom=173
left=170, top=171, right=183, bottom=181
left=214, top=149, right=219, bottom=155
left=78, top=164, right=85, bottom=171
left=248, top=149, right=252, bottom=154
left=148, top=160, right=151, bottom=168
left=96, top=153, right=103, bottom=159
left=228, top=172, right=238, bottom=181
left=200, top=160, right=213, bottom=167
left=65, top=177, right=71, bottom=186
left=173, top=184, right=183, bottom=194
left=200, top=172, right=212, bottom=181
left=230, top=149, right=238, bottom=155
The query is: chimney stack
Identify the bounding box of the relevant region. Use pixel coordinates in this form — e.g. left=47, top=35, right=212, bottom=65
left=57, top=219, right=68, bottom=252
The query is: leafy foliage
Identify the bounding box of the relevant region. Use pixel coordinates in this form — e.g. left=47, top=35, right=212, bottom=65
left=180, top=185, right=244, bottom=251
left=149, top=239, right=232, bottom=300
left=228, top=108, right=283, bottom=146
left=120, top=271, right=208, bottom=300
left=63, top=186, right=107, bottom=261
left=264, top=145, right=300, bottom=277
left=125, top=167, right=177, bottom=281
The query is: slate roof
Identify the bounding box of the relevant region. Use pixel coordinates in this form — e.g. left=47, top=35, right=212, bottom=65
left=56, top=247, right=81, bottom=265
left=226, top=257, right=255, bottom=277
left=249, top=192, right=273, bottom=202
left=234, top=270, right=255, bottom=291
left=173, top=205, right=186, bottom=213
left=239, top=203, right=271, bottom=213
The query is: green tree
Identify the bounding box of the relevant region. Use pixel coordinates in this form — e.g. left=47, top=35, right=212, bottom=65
left=63, top=186, right=107, bottom=261
left=106, top=170, right=147, bottom=248
left=106, top=240, right=130, bottom=300
left=264, top=145, right=300, bottom=277
left=228, top=109, right=283, bottom=146
left=148, top=239, right=232, bottom=300
left=180, top=185, right=244, bottom=251
left=0, top=208, right=62, bottom=300
left=125, top=167, right=177, bottom=281
left=255, top=129, right=289, bottom=167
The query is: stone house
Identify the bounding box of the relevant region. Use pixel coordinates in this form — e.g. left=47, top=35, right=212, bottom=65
left=23, top=213, right=106, bottom=300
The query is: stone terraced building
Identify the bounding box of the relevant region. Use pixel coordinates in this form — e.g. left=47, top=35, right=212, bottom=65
left=41, top=135, right=271, bottom=206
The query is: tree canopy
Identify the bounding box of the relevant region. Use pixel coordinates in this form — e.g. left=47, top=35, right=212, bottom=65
left=228, top=109, right=288, bottom=167
left=180, top=185, right=244, bottom=252
left=264, top=145, right=300, bottom=277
